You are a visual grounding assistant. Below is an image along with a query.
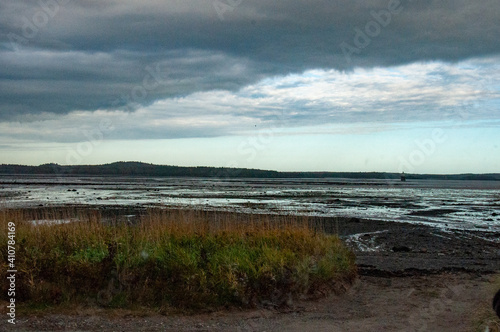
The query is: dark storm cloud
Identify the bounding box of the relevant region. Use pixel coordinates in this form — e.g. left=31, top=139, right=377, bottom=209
left=0, top=0, right=499, bottom=119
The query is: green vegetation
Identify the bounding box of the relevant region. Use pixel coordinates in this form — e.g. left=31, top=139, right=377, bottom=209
left=0, top=209, right=357, bottom=311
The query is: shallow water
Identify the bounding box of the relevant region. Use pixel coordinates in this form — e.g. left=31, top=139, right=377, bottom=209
left=0, top=175, right=499, bottom=232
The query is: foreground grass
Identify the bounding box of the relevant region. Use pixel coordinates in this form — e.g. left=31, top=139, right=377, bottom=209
left=0, top=208, right=357, bottom=311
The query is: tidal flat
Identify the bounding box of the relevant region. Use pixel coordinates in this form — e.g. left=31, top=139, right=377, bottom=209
left=1, top=176, right=499, bottom=331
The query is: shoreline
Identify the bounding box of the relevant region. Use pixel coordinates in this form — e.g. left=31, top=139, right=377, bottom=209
left=330, top=215, right=500, bottom=276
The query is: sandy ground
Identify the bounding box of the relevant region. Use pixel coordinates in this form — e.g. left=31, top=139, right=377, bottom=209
left=2, top=273, right=497, bottom=332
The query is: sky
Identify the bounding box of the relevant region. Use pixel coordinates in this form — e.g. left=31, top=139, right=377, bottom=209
left=0, top=0, right=499, bottom=173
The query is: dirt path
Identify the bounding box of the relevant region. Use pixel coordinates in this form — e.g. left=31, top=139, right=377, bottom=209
left=3, top=272, right=497, bottom=332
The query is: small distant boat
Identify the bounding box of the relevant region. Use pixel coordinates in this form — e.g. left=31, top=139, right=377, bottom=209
left=401, top=172, right=406, bottom=182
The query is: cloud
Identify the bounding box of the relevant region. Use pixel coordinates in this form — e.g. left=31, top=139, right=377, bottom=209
left=1, top=0, right=499, bottom=119
left=0, top=47, right=268, bottom=120
left=0, top=58, right=498, bottom=143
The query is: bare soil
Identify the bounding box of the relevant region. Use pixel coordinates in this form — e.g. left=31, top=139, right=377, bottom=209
left=2, top=273, right=497, bottom=332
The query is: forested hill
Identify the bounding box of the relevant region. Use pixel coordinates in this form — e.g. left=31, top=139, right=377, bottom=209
left=0, top=162, right=499, bottom=181
left=0, top=162, right=280, bottom=178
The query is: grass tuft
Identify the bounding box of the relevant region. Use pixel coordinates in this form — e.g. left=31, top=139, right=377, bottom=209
left=0, top=208, right=357, bottom=311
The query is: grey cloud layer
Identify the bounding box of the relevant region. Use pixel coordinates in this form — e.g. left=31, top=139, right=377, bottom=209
left=1, top=0, right=499, bottom=119
left=1, top=59, right=498, bottom=143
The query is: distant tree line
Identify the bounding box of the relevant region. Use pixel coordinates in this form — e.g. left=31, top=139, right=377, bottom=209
left=0, top=162, right=498, bottom=180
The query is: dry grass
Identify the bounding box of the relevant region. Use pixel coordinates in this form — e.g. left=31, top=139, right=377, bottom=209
left=0, top=208, right=357, bottom=311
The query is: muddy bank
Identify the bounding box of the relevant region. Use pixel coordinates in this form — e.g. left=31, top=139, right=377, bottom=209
left=321, top=216, right=500, bottom=276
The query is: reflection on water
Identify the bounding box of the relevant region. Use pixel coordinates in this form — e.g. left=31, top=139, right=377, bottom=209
left=0, top=175, right=499, bottom=232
